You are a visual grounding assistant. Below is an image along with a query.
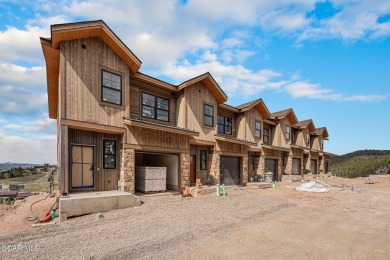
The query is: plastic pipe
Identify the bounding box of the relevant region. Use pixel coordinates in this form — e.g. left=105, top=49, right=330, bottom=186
left=217, top=184, right=220, bottom=197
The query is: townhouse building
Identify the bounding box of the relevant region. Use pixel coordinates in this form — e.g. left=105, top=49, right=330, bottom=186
left=41, top=20, right=331, bottom=195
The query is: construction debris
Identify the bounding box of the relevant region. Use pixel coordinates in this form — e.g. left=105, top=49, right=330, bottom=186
left=295, top=180, right=332, bottom=193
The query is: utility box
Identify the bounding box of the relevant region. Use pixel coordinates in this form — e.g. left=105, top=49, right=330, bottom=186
left=135, top=167, right=166, bottom=193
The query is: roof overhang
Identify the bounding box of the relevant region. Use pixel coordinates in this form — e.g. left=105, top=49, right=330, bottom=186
left=316, top=127, right=329, bottom=138
left=178, top=73, right=228, bottom=104
left=262, top=145, right=290, bottom=152
left=239, top=99, right=271, bottom=119
left=218, top=103, right=240, bottom=113
left=132, top=72, right=177, bottom=92
left=124, top=118, right=199, bottom=136
left=215, top=135, right=255, bottom=145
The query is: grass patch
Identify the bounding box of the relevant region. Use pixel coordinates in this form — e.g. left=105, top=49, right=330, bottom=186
left=0, top=173, right=58, bottom=193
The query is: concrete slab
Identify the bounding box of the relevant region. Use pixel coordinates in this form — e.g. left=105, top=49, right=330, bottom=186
left=59, top=191, right=141, bottom=222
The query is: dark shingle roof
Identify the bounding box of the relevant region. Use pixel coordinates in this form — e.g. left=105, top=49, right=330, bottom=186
left=270, top=108, right=292, bottom=118
left=236, top=99, right=262, bottom=110
left=296, top=119, right=313, bottom=128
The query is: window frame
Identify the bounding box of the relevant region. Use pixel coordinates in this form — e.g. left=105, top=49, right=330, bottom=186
left=263, top=128, right=270, bottom=144
left=306, top=132, right=310, bottom=145
left=286, top=125, right=291, bottom=140
left=200, top=150, right=207, bottom=170
left=103, top=139, right=116, bottom=170
left=141, top=92, right=170, bottom=122
left=101, top=69, right=123, bottom=107
left=255, top=120, right=261, bottom=138
left=203, top=103, right=214, bottom=127
left=249, top=154, right=256, bottom=171
left=320, top=138, right=324, bottom=149
left=217, top=115, right=232, bottom=135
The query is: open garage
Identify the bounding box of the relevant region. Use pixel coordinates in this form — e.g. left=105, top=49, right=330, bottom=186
left=265, top=159, right=278, bottom=181
left=220, top=156, right=241, bottom=185
left=135, top=152, right=179, bottom=192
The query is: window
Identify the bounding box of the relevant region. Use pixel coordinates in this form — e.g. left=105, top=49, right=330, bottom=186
left=204, top=104, right=214, bottom=127
left=286, top=125, right=291, bottom=140
left=306, top=132, right=310, bottom=145
left=200, top=150, right=207, bottom=170
left=217, top=115, right=232, bottom=134
left=255, top=121, right=261, bottom=138
left=103, top=139, right=116, bottom=169
left=263, top=128, right=269, bottom=144
left=249, top=154, right=256, bottom=170
left=101, top=70, right=122, bottom=105
left=142, top=93, right=169, bottom=122
left=320, top=139, right=324, bottom=149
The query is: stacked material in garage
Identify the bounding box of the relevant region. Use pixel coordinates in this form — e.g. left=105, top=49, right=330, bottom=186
left=136, top=167, right=166, bottom=193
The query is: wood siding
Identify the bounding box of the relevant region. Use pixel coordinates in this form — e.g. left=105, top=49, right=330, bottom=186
left=60, top=37, right=130, bottom=127
left=130, top=78, right=176, bottom=126
left=68, top=128, right=121, bottom=192
left=127, top=125, right=189, bottom=151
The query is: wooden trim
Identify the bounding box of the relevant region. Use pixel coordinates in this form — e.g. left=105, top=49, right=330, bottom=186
left=215, top=151, right=246, bottom=157
left=263, top=119, right=277, bottom=126
left=123, top=119, right=199, bottom=136
left=215, top=135, right=254, bottom=145
left=262, top=145, right=290, bottom=152
left=61, top=119, right=126, bottom=134
left=98, top=65, right=125, bottom=110
left=189, top=139, right=215, bottom=146
left=132, top=73, right=177, bottom=91
left=248, top=146, right=262, bottom=152
left=218, top=103, right=240, bottom=113
left=123, top=143, right=189, bottom=154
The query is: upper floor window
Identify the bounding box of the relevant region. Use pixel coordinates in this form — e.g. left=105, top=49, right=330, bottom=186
left=320, top=139, right=324, bottom=149
left=101, top=70, right=122, bottom=106
left=204, top=104, right=214, bottom=127
left=103, top=139, right=116, bottom=169
left=217, top=115, right=232, bottom=134
left=142, top=93, right=169, bottom=122
left=255, top=121, right=261, bottom=138
left=306, top=132, right=310, bottom=145
left=286, top=125, right=291, bottom=140
left=263, top=128, right=269, bottom=144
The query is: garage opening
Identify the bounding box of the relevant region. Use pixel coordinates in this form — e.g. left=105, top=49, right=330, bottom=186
left=220, top=156, right=240, bottom=185
left=292, top=158, right=301, bottom=175
left=135, top=152, right=179, bottom=193
left=265, top=159, right=278, bottom=181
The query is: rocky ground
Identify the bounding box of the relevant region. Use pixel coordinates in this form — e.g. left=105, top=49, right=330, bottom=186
left=0, top=175, right=389, bottom=260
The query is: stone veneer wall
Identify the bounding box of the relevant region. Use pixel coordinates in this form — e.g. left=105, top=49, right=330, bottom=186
left=180, top=153, right=190, bottom=189
left=207, top=151, right=220, bottom=185
left=241, top=156, right=248, bottom=185
left=120, top=148, right=135, bottom=193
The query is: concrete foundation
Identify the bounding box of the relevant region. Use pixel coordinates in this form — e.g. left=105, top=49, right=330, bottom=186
left=59, top=191, right=141, bottom=222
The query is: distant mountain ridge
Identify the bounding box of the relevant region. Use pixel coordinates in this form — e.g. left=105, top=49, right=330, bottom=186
left=330, top=150, right=390, bottom=178
left=0, top=162, right=41, bottom=171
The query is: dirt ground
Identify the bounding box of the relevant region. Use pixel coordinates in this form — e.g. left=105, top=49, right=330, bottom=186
left=0, top=175, right=389, bottom=259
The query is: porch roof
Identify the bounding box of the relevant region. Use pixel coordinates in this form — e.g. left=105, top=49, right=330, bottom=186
left=215, top=135, right=256, bottom=145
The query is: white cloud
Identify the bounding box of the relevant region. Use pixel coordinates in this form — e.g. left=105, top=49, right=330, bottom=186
left=4, top=118, right=56, bottom=134
left=284, top=81, right=386, bottom=101
left=0, top=132, right=56, bottom=164
left=0, top=63, right=45, bottom=88
left=0, top=85, right=47, bottom=115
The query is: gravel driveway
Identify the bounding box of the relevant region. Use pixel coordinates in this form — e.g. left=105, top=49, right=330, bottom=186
left=0, top=188, right=294, bottom=260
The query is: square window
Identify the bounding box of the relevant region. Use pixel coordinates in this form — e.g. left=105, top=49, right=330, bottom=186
left=141, top=93, right=169, bottom=122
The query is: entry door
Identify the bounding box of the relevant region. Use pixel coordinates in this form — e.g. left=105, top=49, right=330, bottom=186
left=190, top=155, right=196, bottom=184
left=292, top=158, right=301, bottom=175
left=311, top=159, right=317, bottom=174
left=71, top=145, right=94, bottom=188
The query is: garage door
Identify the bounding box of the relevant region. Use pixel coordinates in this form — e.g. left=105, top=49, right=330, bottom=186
left=292, top=158, right=301, bottom=175
left=220, top=156, right=240, bottom=185
left=265, top=159, right=277, bottom=181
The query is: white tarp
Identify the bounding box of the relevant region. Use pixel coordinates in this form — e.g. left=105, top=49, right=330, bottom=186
left=295, top=180, right=332, bottom=193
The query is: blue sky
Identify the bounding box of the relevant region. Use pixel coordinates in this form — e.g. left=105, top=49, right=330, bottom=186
left=0, top=0, right=389, bottom=163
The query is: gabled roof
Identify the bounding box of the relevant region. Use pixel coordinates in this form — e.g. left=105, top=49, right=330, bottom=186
left=235, top=98, right=271, bottom=119
left=178, top=73, right=228, bottom=104
left=296, top=119, right=316, bottom=133
left=270, top=108, right=298, bottom=125
left=41, top=20, right=142, bottom=119
left=314, top=127, right=329, bottom=138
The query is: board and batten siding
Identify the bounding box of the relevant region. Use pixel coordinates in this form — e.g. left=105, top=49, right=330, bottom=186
left=68, top=129, right=121, bottom=192
left=60, top=37, right=130, bottom=127
left=177, top=82, right=218, bottom=142
left=129, top=78, right=176, bottom=126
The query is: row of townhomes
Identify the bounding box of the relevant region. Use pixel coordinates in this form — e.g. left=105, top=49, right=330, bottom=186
left=41, top=20, right=330, bottom=195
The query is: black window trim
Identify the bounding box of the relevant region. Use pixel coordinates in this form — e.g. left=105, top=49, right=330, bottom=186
left=141, top=92, right=170, bottom=122
left=306, top=132, right=310, bottom=145
left=200, top=150, right=207, bottom=170
left=103, top=139, right=117, bottom=170
left=250, top=154, right=256, bottom=171
left=255, top=120, right=261, bottom=138
left=286, top=125, right=291, bottom=140
left=217, top=114, right=232, bottom=135
left=101, top=69, right=123, bottom=106
left=263, top=127, right=270, bottom=144
left=204, top=103, right=214, bottom=127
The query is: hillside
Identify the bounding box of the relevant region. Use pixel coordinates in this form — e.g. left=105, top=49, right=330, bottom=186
left=0, top=162, right=41, bottom=171
left=330, top=150, right=390, bottom=178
